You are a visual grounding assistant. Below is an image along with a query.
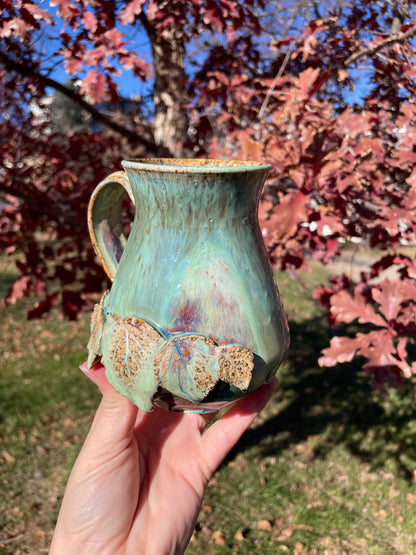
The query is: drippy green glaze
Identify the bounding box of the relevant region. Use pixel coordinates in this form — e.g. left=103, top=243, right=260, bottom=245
left=88, top=159, right=289, bottom=412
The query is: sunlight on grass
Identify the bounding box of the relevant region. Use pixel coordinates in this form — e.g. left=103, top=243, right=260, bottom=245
left=1, top=258, right=416, bottom=553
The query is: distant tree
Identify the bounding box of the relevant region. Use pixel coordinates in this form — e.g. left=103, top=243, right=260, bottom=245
left=0, top=0, right=415, bottom=385
left=49, top=81, right=92, bottom=134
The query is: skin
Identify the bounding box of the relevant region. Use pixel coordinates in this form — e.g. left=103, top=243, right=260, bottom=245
left=50, top=362, right=276, bottom=555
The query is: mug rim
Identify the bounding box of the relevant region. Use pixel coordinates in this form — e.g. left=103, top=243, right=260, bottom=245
left=122, top=158, right=272, bottom=173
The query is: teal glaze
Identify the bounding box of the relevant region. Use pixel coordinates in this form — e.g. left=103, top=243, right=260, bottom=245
left=87, top=159, right=289, bottom=412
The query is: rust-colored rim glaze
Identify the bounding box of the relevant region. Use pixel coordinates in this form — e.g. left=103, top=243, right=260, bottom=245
left=122, top=158, right=271, bottom=173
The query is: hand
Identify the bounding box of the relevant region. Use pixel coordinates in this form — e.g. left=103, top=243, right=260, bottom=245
left=50, top=362, right=276, bottom=555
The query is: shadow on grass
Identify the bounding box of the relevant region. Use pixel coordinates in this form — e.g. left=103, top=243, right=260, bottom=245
left=226, top=317, right=416, bottom=480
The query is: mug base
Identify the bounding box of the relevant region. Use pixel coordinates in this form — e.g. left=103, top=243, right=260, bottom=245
left=154, top=387, right=240, bottom=414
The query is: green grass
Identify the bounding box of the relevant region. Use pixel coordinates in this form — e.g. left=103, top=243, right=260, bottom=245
left=188, top=361, right=416, bottom=554
left=1, top=263, right=416, bottom=553
left=0, top=287, right=99, bottom=553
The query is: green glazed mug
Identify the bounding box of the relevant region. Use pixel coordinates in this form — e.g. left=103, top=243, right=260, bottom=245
left=87, top=159, right=289, bottom=413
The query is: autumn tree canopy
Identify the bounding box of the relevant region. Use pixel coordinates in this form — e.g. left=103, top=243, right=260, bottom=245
left=1, top=0, right=415, bottom=385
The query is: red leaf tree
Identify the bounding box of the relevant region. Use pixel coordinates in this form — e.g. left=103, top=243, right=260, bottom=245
left=1, top=0, right=415, bottom=383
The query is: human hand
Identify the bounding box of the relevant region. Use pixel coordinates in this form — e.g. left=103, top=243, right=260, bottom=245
left=50, top=362, right=276, bottom=555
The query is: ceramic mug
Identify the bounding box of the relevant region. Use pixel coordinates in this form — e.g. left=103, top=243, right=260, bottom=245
left=87, top=159, right=289, bottom=412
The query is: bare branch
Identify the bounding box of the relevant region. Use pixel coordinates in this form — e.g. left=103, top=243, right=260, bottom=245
left=258, top=4, right=306, bottom=127
left=344, top=23, right=416, bottom=66
left=257, top=43, right=295, bottom=123
left=0, top=50, right=159, bottom=154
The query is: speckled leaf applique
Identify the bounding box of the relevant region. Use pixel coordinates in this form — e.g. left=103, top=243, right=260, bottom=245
left=217, top=344, right=254, bottom=391
left=153, top=334, right=218, bottom=402
left=110, top=317, right=165, bottom=382
left=87, top=291, right=108, bottom=369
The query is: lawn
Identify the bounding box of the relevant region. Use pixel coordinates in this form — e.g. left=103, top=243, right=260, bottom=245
left=1, top=257, right=416, bottom=554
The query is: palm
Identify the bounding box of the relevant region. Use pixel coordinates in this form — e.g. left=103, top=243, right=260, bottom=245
left=128, top=410, right=213, bottom=553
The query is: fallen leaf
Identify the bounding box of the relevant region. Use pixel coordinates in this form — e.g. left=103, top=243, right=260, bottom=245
left=35, top=529, right=46, bottom=538
left=389, top=486, right=399, bottom=498
left=212, top=530, right=226, bottom=545
left=63, top=417, right=76, bottom=428
left=257, top=519, right=272, bottom=531
left=275, top=527, right=293, bottom=541
left=307, top=501, right=324, bottom=509
left=234, top=529, right=245, bottom=541
left=294, top=542, right=308, bottom=555
left=320, top=536, right=337, bottom=549
left=295, top=443, right=313, bottom=457
left=228, top=459, right=247, bottom=471
left=197, top=523, right=211, bottom=537
left=406, top=492, right=416, bottom=504
left=1, top=450, right=15, bottom=464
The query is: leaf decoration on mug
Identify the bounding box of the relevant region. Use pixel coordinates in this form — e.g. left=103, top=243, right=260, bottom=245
left=93, top=306, right=257, bottom=410
left=110, top=317, right=165, bottom=386
left=217, top=344, right=254, bottom=391
left=87, top=290, right=108, bottom=369
left=153, top=334, right=218, bottom=401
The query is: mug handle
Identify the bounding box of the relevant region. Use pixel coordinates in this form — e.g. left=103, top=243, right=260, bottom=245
left=87, top=171, right=135, bottom=281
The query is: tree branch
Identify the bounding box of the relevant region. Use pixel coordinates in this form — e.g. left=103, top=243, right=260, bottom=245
left=0, top=50, right=160, bottom=154
left=257, top=4, right=305, bottom=129
left=344, top=23, right=416, bottom=66
left=257, top=41, right=296, bottom=123
left=138, top=10, right=156, bottom=42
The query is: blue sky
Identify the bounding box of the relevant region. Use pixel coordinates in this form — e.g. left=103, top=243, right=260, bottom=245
left=39, top=2, right=380, bottom=107
left=41, top=4, right=153, bottom=100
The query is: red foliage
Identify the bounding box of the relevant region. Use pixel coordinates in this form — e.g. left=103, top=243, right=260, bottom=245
left=191, top=5, right=416, bottom=384
left=1, top=0, right=415, bottom=386
left=318, top=277, right=416, bottom=383
left=0, top=74, right=122, bottom=317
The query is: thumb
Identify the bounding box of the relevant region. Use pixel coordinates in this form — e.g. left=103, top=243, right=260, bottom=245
left=79, top=361, right=138, bottom=466
left=201, top=379, right=276, bottom=473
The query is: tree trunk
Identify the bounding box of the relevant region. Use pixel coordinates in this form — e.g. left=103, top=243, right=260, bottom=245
left=153, top=32, right=188, bottom=157
left=142, top=9, right=189, bottom=157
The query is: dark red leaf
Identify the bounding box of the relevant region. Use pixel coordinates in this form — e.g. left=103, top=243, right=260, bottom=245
left=62, top=290, right=83, bottom=320
left=27, top=293, right=58, bottom=319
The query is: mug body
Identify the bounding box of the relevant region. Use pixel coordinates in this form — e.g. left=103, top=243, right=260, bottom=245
left=88, top=159, right=289, bottom=412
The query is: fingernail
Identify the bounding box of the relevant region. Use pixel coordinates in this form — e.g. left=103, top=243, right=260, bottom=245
left=79, top=361, right=111, bottom=393
left=79, top=361, right=104, bottom=372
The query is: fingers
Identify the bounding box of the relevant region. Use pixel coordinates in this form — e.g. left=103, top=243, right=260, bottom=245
left=79, top=361, right=115, bottom=394
left=51, top=363, right=140, bottom=552
left=78, top=362, right=138, bottom=467
left=201, top=379, right=276, bottom=473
